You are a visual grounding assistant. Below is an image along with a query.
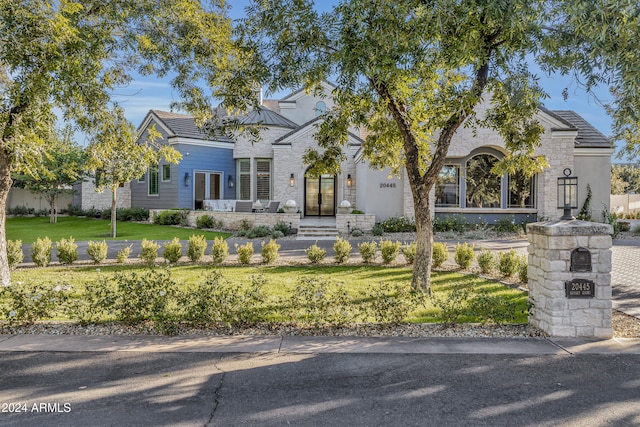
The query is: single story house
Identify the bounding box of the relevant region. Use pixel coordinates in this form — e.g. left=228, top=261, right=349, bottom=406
left=130, top=82, right=613, bottom=223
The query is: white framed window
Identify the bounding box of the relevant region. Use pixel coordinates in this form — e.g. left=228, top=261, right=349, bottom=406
left=256, top=159, right=272, bottom=200
left=237, top=159, right=251, bottom=200
left=161, top=164, right=171, bottom=182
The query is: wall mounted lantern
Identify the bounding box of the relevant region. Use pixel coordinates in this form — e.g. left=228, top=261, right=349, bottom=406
left=228, top=175, right=234, bottom=188
left=184, top=172, right=191, bottom=187
left=346, top=174, right=353, bottom=187
left=289, top=173, right=295, bottom=187
left=557, top=168, right=578, bottom=220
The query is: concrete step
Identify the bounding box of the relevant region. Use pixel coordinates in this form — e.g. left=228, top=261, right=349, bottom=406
left=296, top=226, right=340, bottom=240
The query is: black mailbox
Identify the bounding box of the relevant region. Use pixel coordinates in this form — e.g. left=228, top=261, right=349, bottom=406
left=570, top=247, right=592, bottom=272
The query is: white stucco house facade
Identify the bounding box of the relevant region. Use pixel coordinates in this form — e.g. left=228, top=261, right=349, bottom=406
left=131, top=81, right=613, bottom=225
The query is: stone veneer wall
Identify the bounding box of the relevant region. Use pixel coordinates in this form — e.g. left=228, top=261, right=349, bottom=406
left=75, top=180, right=131, bottom=211
left=336, top=214, right=376, bottom=233
left=149, top=209, right=300, bottom=231
left=527, top=220, right=613, bottom=338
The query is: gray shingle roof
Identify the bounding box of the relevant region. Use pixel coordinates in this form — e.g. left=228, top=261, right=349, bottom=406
left=274, top=116, right=364, bottom=146
left=551, top=110, right=611, bottom=148
left=151, top=110, right=233, bottom=142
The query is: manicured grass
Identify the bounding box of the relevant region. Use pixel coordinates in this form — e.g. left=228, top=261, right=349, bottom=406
left=7, top=265, right=529, bottom=324
left=6, top=216, right=231, bottom=242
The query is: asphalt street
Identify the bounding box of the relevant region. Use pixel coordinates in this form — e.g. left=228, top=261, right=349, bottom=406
left=1, top=350, right=639, bottom=427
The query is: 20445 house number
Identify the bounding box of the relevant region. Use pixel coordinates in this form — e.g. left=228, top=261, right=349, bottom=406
left=379, top=183, right=396, bottom=188
left=564, top=279, right=595, bottom=298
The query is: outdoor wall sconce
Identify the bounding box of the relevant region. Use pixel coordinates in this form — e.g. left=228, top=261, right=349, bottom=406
left=346, top=174, right=353, bottom=187
left=290, top=173, right=295, bottom=187
left=557, top=168, right=578, bottom=220
left=184, top=172, right=191, bottom=187
left=228, top=175, right=234, bottom=188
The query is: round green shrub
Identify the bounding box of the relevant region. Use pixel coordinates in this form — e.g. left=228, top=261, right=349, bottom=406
left=431, top=242, right=449, bottom=268
left=305, top=244, right=326, bottom=264
left=139, top=239, right=160, bottom=265
left=401, top=241, right=417, bottom=264
left=7, top=240, right=24, bottom=270
left=187, top=235, right=208, bottom=263
left=358, top=241, right=377, bottom=263
left=235, top=242, right=254, bottom=265
left=477, top=250, right=496, bottom=274
left=333, top=237, right=352, bottom=264
left=86, top=240, right=108, bottom=264
left=498, top=249, right=520, bottom=277
left=163, top=238, right=183, bottom=263
left=380, top=239, right=401, bottom=264
left=56, top=237, right=78, bottom=265
left=261, top=239, right=280, bottom=264
left=453, top=242, right=475, bottom=269
left=211, top=237, right=229, bottom=265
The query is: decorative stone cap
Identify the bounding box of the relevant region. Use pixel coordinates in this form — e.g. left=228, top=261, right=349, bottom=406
left=527, top=220, right=613, bottom=236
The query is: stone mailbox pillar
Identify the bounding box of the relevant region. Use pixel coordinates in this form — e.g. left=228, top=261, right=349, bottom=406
left=527, top=220, right=613, bottom=338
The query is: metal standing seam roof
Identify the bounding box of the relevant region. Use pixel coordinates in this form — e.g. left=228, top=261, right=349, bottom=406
left=550, top=110, right=612, bottom=148
left=150, top=110, right=233, bottom=143
left=236, top=107, right=298, bottom=129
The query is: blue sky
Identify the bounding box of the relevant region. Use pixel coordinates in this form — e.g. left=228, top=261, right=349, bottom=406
left=110, top=0, right=620, bottom=159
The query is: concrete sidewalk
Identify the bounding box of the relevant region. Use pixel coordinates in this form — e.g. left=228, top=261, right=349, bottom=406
left=1, top=333, right=640, bottom=355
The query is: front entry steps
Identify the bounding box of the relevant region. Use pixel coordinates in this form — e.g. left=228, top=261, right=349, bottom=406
left=296, top=224, right=339, bottom=240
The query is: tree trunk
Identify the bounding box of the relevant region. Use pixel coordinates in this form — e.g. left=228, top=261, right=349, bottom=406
left=48, top=195, right=57, bottom=223
left=110, top=184, right=117, bottom=238
left=0, top=149, right=13, bottom=286
left=412, top=194, right=434, bottom=294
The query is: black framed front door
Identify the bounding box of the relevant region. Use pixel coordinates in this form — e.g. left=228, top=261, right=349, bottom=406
left=304, top=174, right=336, bottom=216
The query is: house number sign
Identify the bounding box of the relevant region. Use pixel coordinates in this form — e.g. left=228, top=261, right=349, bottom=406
left=379, top=183, right=397, bottom=188
left=564, top=279, right=595, bottom=298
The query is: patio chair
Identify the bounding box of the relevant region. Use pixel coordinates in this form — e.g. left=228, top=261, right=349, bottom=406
left=235, top=201, right=253, bottom=213
left=266, top=201, right=280, bottom=213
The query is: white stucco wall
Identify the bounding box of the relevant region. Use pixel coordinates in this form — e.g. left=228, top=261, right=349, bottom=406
left=574, top=150, right=614, bottom=221
left=355, top=161, right=404, bottom=220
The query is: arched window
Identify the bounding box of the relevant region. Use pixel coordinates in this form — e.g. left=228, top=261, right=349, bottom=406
left=315, top=101, right=326, bottom=117
left=465, top=154, right=501, bottom=208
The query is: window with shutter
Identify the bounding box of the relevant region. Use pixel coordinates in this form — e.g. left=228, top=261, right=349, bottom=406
left=238, top=159, right=250, bottom=200
left=256, top=159, right=271, bottom=200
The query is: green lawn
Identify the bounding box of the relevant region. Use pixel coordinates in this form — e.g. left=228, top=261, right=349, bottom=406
left=6, top=216, right=231, bottom=242
left=6, top=265, right=529, bottom=325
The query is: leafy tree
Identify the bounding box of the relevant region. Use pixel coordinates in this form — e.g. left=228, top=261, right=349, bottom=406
left=611, top=164, right=640, bottom=194
left=13, top=127, right=85, bottom=223
left=0, top=0, right=237, bottom=286
left=214, top=0, right=640, bottom=293
left=86, top=110, right=180, bottom=238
